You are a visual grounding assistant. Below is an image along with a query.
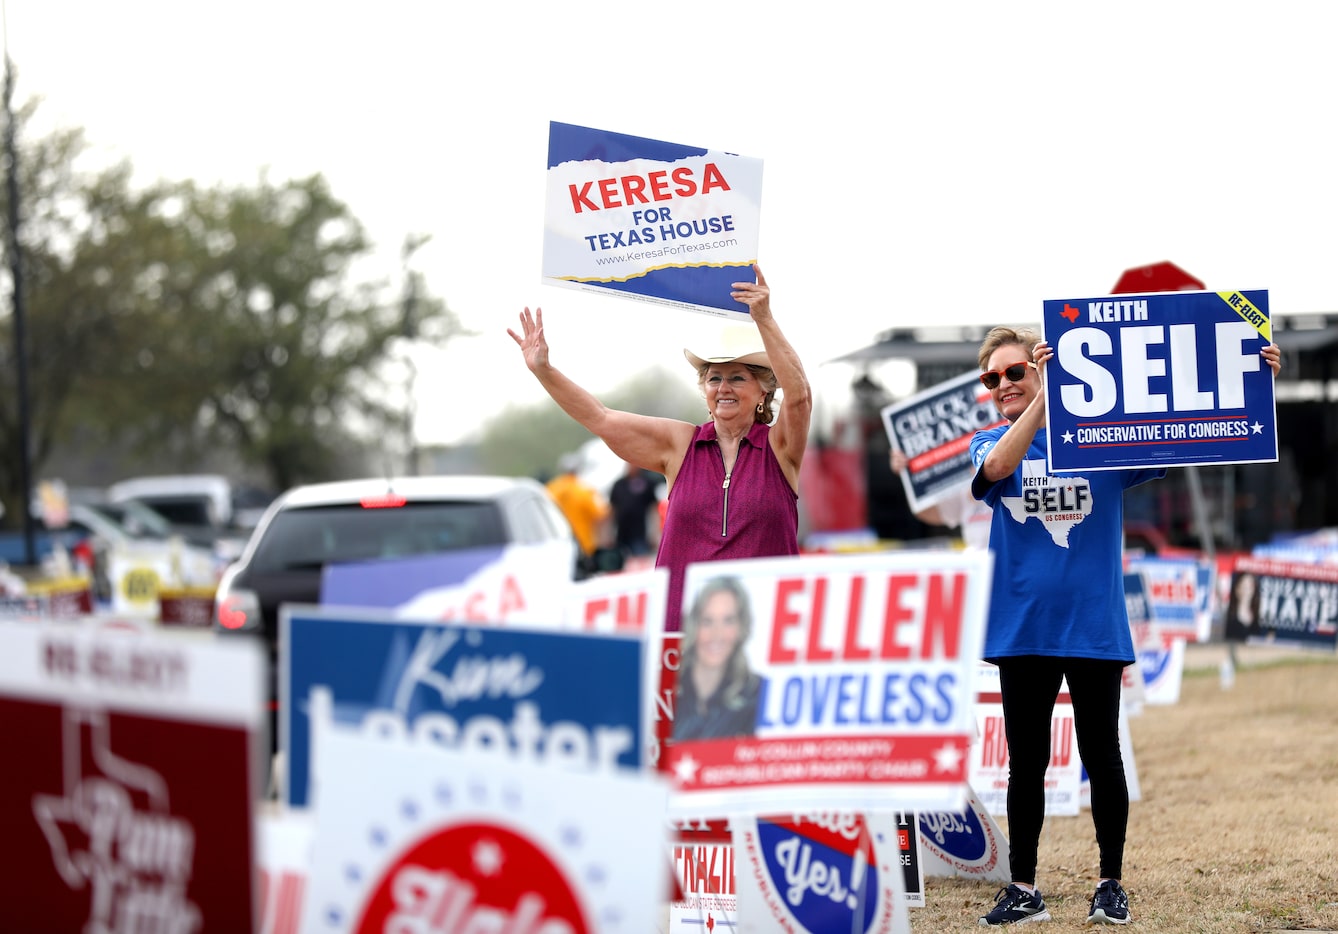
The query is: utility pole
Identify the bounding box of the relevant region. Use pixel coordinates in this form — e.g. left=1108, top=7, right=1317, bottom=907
left=2, top=13, right=36, bottom=567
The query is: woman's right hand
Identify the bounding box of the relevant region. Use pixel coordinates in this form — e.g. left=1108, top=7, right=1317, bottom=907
left=507, top=307, right=549, bottom=371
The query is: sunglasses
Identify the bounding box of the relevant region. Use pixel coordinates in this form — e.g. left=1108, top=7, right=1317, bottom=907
left=979, top=361, right=1036, bottom=390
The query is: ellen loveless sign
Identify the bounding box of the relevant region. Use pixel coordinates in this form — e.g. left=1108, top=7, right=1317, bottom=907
left=882, top=369, right=1005, bottom=513
left=542, top=121, right=763, bottom=318
left=1042, top=289, right=1277, bottom=471
left=661, top=550, right=992, bottom=818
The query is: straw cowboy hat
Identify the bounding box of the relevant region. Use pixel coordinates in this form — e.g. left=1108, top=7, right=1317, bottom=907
left=683, top=324, right=771, bottom=370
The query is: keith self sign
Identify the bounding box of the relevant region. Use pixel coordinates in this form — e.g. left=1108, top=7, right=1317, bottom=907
left=1055, top=320, right=1260, bottom=417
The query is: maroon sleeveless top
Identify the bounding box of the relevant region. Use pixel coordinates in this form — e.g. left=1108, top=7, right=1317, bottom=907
left=655, top=421, right=799, bottom=630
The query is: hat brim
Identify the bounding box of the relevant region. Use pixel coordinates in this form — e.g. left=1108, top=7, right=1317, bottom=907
left=684, top=348, right=772, bottom=370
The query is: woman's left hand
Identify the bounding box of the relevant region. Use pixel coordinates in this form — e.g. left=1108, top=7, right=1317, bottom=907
left=730, top=264, right=771, bottom=322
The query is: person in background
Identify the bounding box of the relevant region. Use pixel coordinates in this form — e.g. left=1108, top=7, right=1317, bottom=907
left=971, top=325, right=1282, bottom=927
left=672, top=575, right=761, bottom=741
left=509, top=264, right=811, bottom=630
left=545, top=452, right=609, bottom=577
left=608, top=460, right=662, bottom=560
left=889, top=449, right=992, bottom=551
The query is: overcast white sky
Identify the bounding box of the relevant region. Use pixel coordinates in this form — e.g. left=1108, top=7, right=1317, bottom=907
left=7, top=1, right=1337, bottom=445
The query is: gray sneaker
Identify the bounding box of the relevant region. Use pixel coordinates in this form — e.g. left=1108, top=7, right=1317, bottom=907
left=979, top=884, right=1052, bottom=925
left=1087, top=879, right=1130, bottom=925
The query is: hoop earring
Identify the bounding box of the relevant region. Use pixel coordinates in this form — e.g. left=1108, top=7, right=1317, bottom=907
left=756, top=402, right=766, bottom=414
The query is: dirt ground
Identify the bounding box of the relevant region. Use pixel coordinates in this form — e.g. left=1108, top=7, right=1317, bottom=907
left=913, top=643, right=1338, bottom=932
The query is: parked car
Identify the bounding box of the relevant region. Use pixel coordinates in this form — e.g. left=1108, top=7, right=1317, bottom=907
left=212, top=474, right=578, bottom=652
left=106, top=474, right=263, bottom=562
left=18, top=501, right=218, bottom=608
left=213, top=475, right=578, bottom=767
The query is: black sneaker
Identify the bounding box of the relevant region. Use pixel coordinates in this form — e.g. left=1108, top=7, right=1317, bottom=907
left=979, top=884, right=1052, bottom=925
left=1087, top=879, right=1130, bottom=925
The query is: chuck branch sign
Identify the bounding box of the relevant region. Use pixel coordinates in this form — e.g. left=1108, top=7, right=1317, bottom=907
left=1042, top=289, right=1278, bottom=471
left=882, top=370, right=1005, bottom=513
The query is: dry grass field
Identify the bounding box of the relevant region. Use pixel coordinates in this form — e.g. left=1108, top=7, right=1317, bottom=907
left=913, top=645, right=1338, bottom=932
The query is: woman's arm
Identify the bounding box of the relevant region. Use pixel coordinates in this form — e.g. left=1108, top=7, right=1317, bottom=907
left=508, top=307, right=695, bottom=477
left=731, top=265, right=812, bottom=489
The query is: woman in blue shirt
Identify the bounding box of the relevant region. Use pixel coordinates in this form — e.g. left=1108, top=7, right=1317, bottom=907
left=970, top=325, right=1280, bottom=926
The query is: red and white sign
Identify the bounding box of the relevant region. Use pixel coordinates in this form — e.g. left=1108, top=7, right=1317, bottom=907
left=662, top=551, right=992, bottom=817
left=302, top=729, right=670, bottom=933
left=669, top=841, right=738, bottom=931
left=257, top=811, right=315, bottom=934
left=0, top=620, right=265, bottom=932
left=969, top=666, right=1082, bottom=817
left=561, top=567, right=668, bottom=634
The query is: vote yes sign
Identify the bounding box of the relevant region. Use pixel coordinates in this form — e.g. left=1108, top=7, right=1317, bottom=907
left=1042, top=289, right=1278, bottom=471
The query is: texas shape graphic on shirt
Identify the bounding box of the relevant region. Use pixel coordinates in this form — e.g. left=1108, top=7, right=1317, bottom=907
left=1000, top=458, right=1092, bottom=547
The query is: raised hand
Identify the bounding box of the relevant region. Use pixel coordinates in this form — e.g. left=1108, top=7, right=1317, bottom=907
left=507, top=306, right=549, bottom=372
left=730, top=264, right=772, bottom=322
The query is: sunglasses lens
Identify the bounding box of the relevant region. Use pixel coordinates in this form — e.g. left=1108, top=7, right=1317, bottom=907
left=981, top=363, right=1029, bottom=390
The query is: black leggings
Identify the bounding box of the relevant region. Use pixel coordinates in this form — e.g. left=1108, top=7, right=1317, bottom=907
left=997, top=656, right=1128, bottom=884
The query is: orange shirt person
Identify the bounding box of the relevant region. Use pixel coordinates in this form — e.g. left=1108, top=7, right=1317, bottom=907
left=546, top=453, right=609, bottom=558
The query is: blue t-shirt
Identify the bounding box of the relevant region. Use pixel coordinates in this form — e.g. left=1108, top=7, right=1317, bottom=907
left=969, top=426, right=1165, bottom=663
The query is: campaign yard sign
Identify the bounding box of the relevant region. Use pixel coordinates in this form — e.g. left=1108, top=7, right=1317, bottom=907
left=321, top=541, right=576, bottom=624
left=542, top=122, right=763, bottom=318
left=0, top=621, right=265, bottom=933
left=1042, top=289, right=1277, bottom=471
left=970, top=664, right=1082, bottom=817
left=561, top=567, right=669, bottom=634
left=916, top=785, right=1010, bottom=883
left=881, top=369, right=1005, bottom=513
left=302, top=729, right=670, bottom=934
left=661, top=551, right=992, bottom=817
left=732, top=812, right=912, bottom=934
left=671, top=834, right=739, bottom=932
left=257, top=810, right=314, bottom=934
left=1126, top=555, right=1212, bottom=642
left=1223, top=556, right=1338, bottom=650
left=280, top=606, right=654, bottom=809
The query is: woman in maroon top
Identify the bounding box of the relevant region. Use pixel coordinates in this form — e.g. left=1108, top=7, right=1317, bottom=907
left=508, top=264, right=812, bottom=630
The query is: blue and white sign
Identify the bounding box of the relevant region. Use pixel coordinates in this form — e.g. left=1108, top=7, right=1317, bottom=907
left=917, top=786, right=1010, bottom=883
left=881, top=369, right=1005, bottom=513
left=321, top=542, right=576, bottom=625
left=279, top=606, right=653, bottom=809
left=1042, top=289, right=1277, bottom=471
left=543, top=122, right=763, bottom=318
left=1126, top=555, right=1212, bottom=642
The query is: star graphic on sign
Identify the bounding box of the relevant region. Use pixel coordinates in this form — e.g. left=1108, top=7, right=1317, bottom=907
left=1251, top=421, right=1264, bottom=434
left=932, top=741, right=966, bottom=774
left=1062, top=431, right=1075, bottom=444
left=673, top=754, right=701, bottom=784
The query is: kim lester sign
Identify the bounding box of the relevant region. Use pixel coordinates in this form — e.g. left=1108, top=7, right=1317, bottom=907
left=1042, top=289, right=1278, bottom=471
left=882, top=369, right=1005, bottom=513
left=542, top=121, right=763, bottom=318
left=280, top=606, right=654, bottom=809
left=661, top=551, right=992, bottom=818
